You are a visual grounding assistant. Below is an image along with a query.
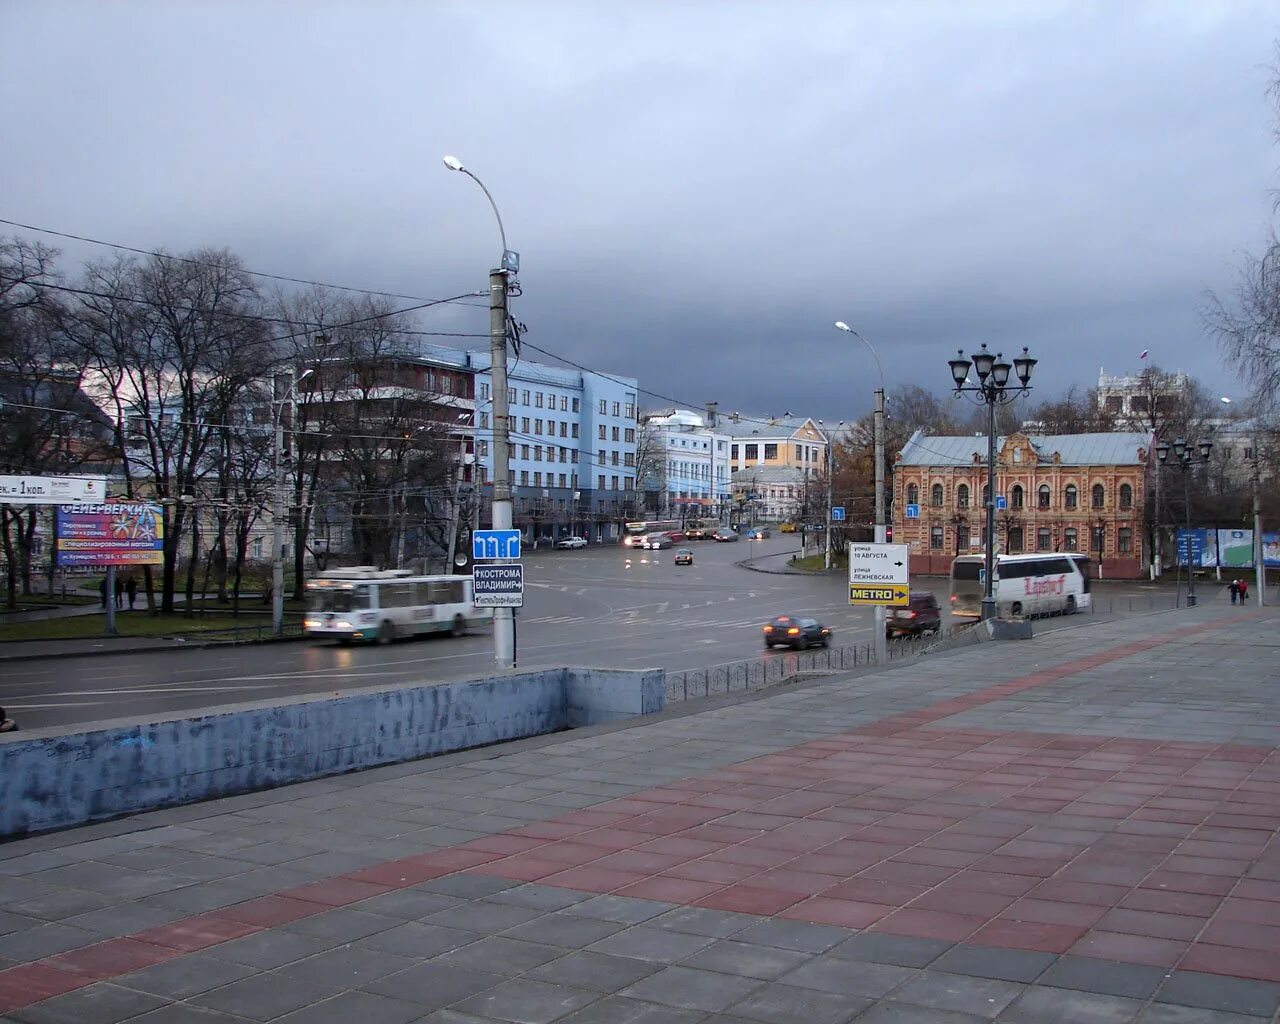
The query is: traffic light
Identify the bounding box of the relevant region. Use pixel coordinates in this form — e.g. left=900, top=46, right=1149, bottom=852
left=885, top=526, right=894, bottom=542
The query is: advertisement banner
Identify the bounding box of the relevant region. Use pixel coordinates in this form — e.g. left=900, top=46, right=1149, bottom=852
left=0, top=475, right=107, bottom=506
left=1265, top=532, right=1280, bottom=568
left=1175, top=528, right=1217, bottom=568
left=55, top=503, right=165, bottom=566
left=1217, top=529, right=1254, bottom=569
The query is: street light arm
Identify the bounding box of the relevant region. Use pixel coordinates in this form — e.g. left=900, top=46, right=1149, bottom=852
left=833, top=322, right=885, bottom=392
left=460, top=169, right=509, bottom=257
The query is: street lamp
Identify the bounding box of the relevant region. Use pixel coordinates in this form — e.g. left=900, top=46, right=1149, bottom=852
left=273, top=367, right=313, bottom=636
left=445, top=154, right=518, bottom=667
left=948, top=343, right=1037, bottom=621
left=833, top=322, right=888, bottom=663
left=1155, top=434, right=1213, bottom=607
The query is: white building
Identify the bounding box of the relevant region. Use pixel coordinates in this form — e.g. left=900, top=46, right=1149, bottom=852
left=639, top=407, right=732, bottom=517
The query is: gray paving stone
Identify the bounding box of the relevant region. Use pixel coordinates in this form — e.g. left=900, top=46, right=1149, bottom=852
left=443, top=935, right=567, bottom=975
left=8, top=982, right=167, bottom=1024
left=116, top=954, right=256, bottom=999
left=1135, top=1005, right=1273, bottom=1023
left=419, top=873, right=522, bottom=900
left=9, top=888, right=117, bottom=921
left=366, top=961, right=504, bottom=1008
left=505, top=912, right=627, bottom=948
left=529, top=951, right=664, bottom=992
left=452, top=978, right=601, bottom=1024
left=854, top=1004, right=989, bottom=1024
left=128, top=1004, right=255, bottom=1023
left=733, top=920, right=850, bottom=954
left=566, top=895, right=676, bottom=925
left=191, top=970, right=341, bottom=1021
left=139, top=881, right=248, bottom=914
left=588, top=925, right=715, bottom=963
left=352, top=888, right=464, bottom=920
left=1155, top=972, right=1280, bottom=1018
left=999, top=986, right=1145, bottom=1023
left=780, top=956, right=916, bottom=999
left=205, top=929, right=333, bottom=969
left=274, top=990, right=427, bottom=1024
left=559, top=994, right=706, bottom=1024
left=650, top=907, right=760, bottom=939
left=725, top=982, right=873, bottom=1024
left=0, top=909, right=37, bottom=936
left=891, top=971, right=1024, bottom=1019
left=830, top=933, right=952, bottom=968
left=620, top=966, right=765, bottom=1013
left=429, top=900, right=546, bottom=934
left=1040, top=956, right=1168, bottom=1000
left=355, top=921, right=482, bottom=958
left=0, top=921, right=102, bottom=961
left=65, top=902, right=186, bottom=937
left=931, top=945, right=1055, bottom=984
left=682, top=940, right=812, bottom=980
left=284, top=908, right=397, bottom=943
left=280, top=944, right=417, bottom=986
left=488, top=884, right=595, bottom=913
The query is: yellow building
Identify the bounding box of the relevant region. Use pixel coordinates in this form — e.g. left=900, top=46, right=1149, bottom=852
left=724, top=415, right=828, bottom=476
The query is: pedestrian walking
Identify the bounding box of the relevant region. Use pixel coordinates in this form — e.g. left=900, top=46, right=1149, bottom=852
left=125, top=576, right=138, bottom=609
left=1239, top=579, right=1249, bottom=602
left=1229, top=580, right=1239, bottom=605
left=99, top=577, right=108, bottom=608
left=114, top=576, right=125, bottom=609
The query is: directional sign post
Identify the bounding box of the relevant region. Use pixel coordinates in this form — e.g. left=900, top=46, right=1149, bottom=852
left=830, top=506, right=845, bottom=522
left=473, top=564, right=524, bottom=607
left=848, top=542, right=910, bottom=607
left=472, top=529, right=521, bottom=561
left=995, top=495, right=1007, bottom=511
left=905, top=503, right=920, bottom=519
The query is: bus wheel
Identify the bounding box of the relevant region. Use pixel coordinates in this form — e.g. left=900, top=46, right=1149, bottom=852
left=451, top=614, right=467, bottom=638
left=378, top=620, right=396, bottom=644
left=1066, top=596, right=1077, bottom=614
left=1011, top=602, right=1023, bottom=618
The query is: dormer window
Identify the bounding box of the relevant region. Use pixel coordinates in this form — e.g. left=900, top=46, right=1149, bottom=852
left=1012, top=447, right=1023, bottom=463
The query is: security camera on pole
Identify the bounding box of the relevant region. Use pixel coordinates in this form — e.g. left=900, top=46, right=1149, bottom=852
left=444, top=155, right=520, bottom=668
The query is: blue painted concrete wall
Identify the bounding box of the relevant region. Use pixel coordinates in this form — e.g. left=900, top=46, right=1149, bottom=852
left=0, top=666, right=664, bottom=837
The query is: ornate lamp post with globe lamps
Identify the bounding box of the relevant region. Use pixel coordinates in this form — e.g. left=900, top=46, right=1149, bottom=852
left=947, top=344, right=1037, bottom=621
left=1155, top=436, right=1213, bottom=607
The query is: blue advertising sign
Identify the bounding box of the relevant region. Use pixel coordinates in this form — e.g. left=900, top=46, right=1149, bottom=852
left=1175, top=528, right=1216, bottom=568
left=1265, top=531, right=1280, bottom=568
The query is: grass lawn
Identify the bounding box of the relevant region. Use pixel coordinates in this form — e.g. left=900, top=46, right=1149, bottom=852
left=789, top=553, right=848, bottom=571
left=0, top=612, right=303, bottom=643
left=0, top=594, right=100, bottom=613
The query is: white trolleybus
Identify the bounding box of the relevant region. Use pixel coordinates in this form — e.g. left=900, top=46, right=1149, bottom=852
left=950, top=552, right=1092, bottom=619
left=304, top=567, right=492, bottom=644
left=621, top=519, right=681, bottom=548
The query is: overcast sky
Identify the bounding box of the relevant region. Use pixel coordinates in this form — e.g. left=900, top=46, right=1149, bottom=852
left=3, top=1, right=1277, bottom=421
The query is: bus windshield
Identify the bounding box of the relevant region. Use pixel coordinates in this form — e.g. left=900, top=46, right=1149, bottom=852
left=306, top=586, right=369, bottom=613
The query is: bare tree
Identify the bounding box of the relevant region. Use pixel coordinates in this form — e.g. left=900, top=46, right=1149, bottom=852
left=1026, top=384, right=1118, bottom=434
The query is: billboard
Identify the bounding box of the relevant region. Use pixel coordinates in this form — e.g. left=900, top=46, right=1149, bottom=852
left=1265, top=532, right=1280, bottom=569
left=0, top=475, right=107, bottom=506
left=1217, top=529, right=1254, bottom=569
left=55, top=503, right=165, bottom=566
left=1175, top=528, right=1217, bottom=568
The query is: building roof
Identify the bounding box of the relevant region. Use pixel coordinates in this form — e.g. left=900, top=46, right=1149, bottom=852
left=898, top=429, right=1152, bottom=467
left=731, top=466, right=811, bottom=484
left=722, top=414, right=825, bottom=440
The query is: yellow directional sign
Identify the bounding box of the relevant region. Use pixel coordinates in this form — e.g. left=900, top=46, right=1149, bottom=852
left=849, top=584, right=910, bottom=607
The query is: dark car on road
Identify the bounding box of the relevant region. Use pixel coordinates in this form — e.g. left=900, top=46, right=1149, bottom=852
left=763, top=615, right=832, bottom=650
left=712, top=528, right=739, bottom=542
left=886, top=592, right=942, bottom=639
left=746, top=527, right=771, bottom=539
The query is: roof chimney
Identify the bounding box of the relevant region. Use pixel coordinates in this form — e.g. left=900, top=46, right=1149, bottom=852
left=705, top=401, right=718, bottom=428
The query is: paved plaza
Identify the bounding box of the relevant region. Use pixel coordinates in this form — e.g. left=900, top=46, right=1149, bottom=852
left=1, top=603, right=1278, bottom=1022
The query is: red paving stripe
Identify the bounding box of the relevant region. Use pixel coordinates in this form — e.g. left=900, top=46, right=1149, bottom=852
left=2, top=612, right=1275, bottom=1011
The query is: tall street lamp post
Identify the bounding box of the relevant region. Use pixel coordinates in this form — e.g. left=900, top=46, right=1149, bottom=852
left=948, top=344, right=1037, bottom=621
left=833, top=322, right=886, bottom=663
left=815, top=419, right=844, bottom=571
left=445, top=154, right=519, bottom=668
left=1155, top=436, right=1212, bottom=607
left=273, top=368, right=313, bottom=636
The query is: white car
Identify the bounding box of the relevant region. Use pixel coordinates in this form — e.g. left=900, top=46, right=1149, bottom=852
left=555, top=536, right=587, bottom=549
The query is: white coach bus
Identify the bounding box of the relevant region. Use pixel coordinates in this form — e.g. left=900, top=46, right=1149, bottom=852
left=950, top=553, right=1092, bottom=619
left=304, top=567, right=492, bottom=644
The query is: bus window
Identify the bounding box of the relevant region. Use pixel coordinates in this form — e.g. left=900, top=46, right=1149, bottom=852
left=427, top=580, right=466, bottom=604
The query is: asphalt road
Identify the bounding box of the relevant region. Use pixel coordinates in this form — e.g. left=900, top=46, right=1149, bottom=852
left=0, top=537, right=1174, bottom=730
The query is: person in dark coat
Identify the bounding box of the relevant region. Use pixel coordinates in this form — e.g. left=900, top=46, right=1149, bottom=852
left=114, top=576, right=125, bottom=609
left=99, top=578, right=108, bottom=608
left=125, top=576, right=138, bottom=609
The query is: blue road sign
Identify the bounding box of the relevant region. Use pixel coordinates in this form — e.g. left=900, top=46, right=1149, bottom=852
left=995, top=495, right=1007, bottom=511
left=473, top=529, right=522, bottom=560
left=830, top=506, right=846, bottom=522
left=906, top=504, right=920, bottom=519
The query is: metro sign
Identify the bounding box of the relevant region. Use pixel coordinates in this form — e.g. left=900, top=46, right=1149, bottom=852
left=849, top=585, right=909, bottom=607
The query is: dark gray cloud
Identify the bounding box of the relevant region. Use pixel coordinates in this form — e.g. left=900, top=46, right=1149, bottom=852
left=3, top=1, right=1276, bottom=420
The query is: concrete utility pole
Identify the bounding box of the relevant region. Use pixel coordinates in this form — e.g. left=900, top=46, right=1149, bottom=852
left=873, top=387, right=887, bottom=666
left=1253, top=431, right=1265, bottom=606
left=445, top=155, right=516, bottom=668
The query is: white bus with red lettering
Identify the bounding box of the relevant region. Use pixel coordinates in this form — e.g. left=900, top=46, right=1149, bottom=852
left=949, top=553, right=1091, bottom=619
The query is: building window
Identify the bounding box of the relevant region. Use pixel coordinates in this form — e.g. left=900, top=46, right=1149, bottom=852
left=1120, top=483, right=1133, bottom=509
left=572, top=398, right=580, bottom=413
left=520, top=470, right=529, bottom=485
left=535, top=393, right=543, bottom=408
left=479, top=412, right=489, bottom=429
left=624, top=428, right=634, bottom=442
left=1011, top=485, right=1023, bottom=509
left=612, top=402, right=620, bottom=416
left=612, top=474, right=619, bottom=489
left=957, top=484, right=969, bottom=508
left=1092, top=525, right=1106, bottom=553
left=251, top=537, right=263, bottom=559
left=557, top=421, right=566, bottom=437
left=625, top=403, right=634, bottom=419
left=907, top=484, right=919, bottom=506
left=612, top=426, right=620, bottom=441
left=1037, top=527, right=1051, bottom=551
left=598, top=425, right=606, bottom=439
left=561, top=447, right=569, bottom=463
left=624, top=477, right=633, bottom=490
left=520, top=444, right=530, bottom=459
left=1038, top=485, right=1051, bottom=509
left=533, top=471, right=541, bottom=486
left=559, top=473, right=567, bottom=487
left=612, top=452, right=620, bottom=465
left=534, top=446, right=542, bottom=461
left=599, top=400, right=607, bottom=415
left=1092, top=484, right=1105, bottom=508
left=1064, top=527, right=1078, bottom=551
left=931, top=483, right=944, bottom=507
left=1065, top=484, right=1078, bottom=509
left=794, top=444, right=803, bottom=461
left=560, top=396, right=567, bottom=411
left=731, top=444, right=739, bottom=459
left=521, top=390, right=530, bottom=405
left=1008, top=527, right=1024, bottom=553
left=598, top=449, right=606, bottom=466
left=764, top=443, right=778, bottom=460
left=546, top=391, right=555, bottom=407
left=478, top=440, right=489, bottom=456
left=930, top=526, right=944, bottom=549
left=534, top=419, right=543, bottom=435
left=518, top=417, right=527, bottom=433
left=572, top=424, right=579, bottom=438
left=745, top=444, right=758, bottom=460
left=480, top=383, right=490, bottom=400
left=1013, top=447, right=1023, bottom=463
left=625, top=452, right=635, bottom=467
left=1119, top=527, right=1132, bottom=553
left=598, top=474, right=605, bottom=489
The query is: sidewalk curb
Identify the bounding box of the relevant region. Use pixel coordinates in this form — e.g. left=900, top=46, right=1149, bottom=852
left=0, top=633, right=308, bottom=664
